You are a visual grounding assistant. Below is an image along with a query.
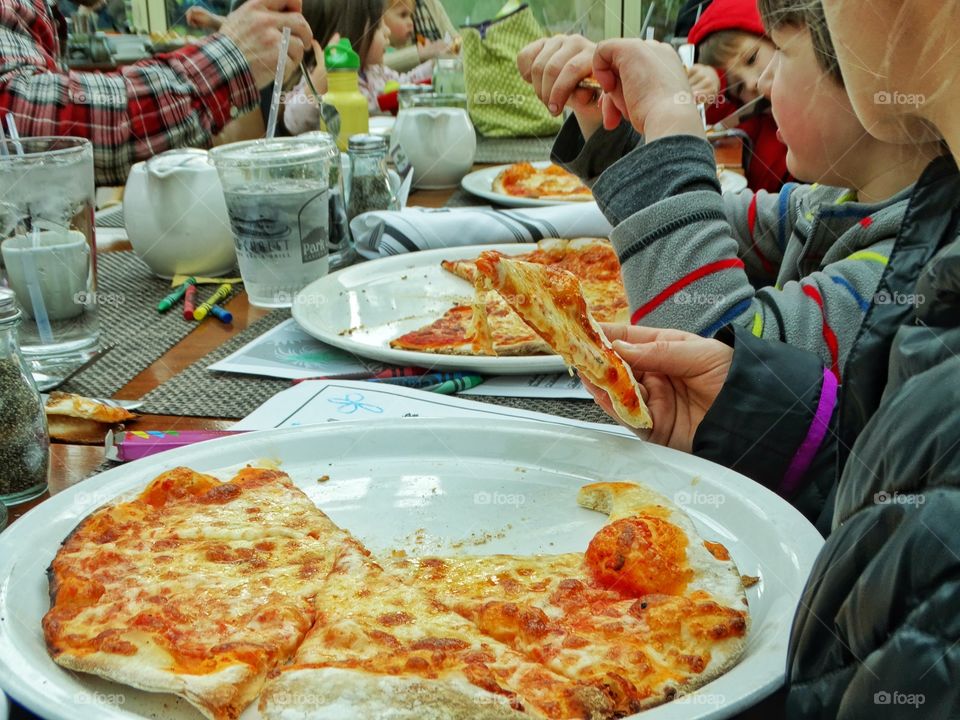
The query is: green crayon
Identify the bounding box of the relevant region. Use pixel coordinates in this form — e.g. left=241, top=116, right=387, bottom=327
left=157, top=277, right=196, bottom=313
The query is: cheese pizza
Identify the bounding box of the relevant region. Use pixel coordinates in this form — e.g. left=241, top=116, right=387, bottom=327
left=476, top=252, right=652, bottom=429
left=44, top=469, right=750, bottom=719
left=390, top=239, right=628, bottom=358
left=492, top=163, right=593, bottom=202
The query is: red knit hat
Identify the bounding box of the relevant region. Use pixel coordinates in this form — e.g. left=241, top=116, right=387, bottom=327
left=687, top=0, right=766, bottom=46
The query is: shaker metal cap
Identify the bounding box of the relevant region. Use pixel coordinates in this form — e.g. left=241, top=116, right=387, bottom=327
left=348, top=134, right=387, bottom=153
left=0, top=288, right=21, bottom=323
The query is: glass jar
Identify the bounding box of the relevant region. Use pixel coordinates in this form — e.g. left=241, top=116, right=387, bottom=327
left=299, top=131, right=357, bottom=270
left=0, top=288, right=49, bottom=505
left=433, top=57, right=466, bottom=95
left=347, top=135, right=398, bottom=222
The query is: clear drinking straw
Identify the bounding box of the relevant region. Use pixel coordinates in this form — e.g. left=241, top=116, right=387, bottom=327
left=265, top=27, right=293, bottom=140
left=4, top=115, right=55, bottom=345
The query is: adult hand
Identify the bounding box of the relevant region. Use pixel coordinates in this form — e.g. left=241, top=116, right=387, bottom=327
left=593, top=39, right=705, bottom=140
left=220, top=0, right=313, bottom=90
left=686, top=63, right=721, bottom=104
left=186, top=6, right=225, bottom=31
left=517, top=34, right=602, bottom=138
left=580, top=324, right=732, bottom=452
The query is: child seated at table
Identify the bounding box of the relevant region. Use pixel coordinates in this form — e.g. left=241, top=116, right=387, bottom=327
left=284, top=0, right=434, bottom=133
left=382, top=0, right=451, bottom=73
left=685, top=0, right=790, bottom=192
left=518, top=0, right=942, bottom=381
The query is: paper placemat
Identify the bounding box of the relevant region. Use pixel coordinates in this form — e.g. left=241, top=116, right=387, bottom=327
left=141, top=311, right=614, bottom=423
left=59, top=251, right=202, bottom=398
left=475, top=136, right=554, bottom=164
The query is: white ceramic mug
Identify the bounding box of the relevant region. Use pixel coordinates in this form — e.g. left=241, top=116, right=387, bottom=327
left=0, top=230, right=89, bottom=321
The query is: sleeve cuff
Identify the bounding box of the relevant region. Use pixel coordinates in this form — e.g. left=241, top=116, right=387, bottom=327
left=191, top=34, right=260, bottom=129
left=693, top=327, right=835, bottom=495
left=550, top=115, right=642, bottom=184
left=592, top=134, right=721, bottom=226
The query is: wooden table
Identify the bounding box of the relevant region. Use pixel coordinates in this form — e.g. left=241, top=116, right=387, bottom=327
left=8, top=144, right=787, bottom=719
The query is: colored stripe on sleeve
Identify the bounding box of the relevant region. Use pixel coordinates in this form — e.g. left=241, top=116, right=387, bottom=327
left=745, top=194, right=776, bottom=274
left=776, top=182, right=797, bottom=251
left=701, top=297, right=752, bottom=337
left=631, top=258, right=746, bottom=324
left=847, top=250, right=889, bottom=265
left=802, top=285, right=840, bottom=379
left=781, top=369, right=839, bottom=496
left=751, top=312, right=764, bottom=337
left=829, top=275, right=870, bottom=312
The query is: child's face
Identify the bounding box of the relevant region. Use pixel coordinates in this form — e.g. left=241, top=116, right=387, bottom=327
left=759, top=25, right=865, bottom=183
left=366, top=20, right=391, bottom=66
left=720, top=36, right=775, bottom=103
left=383, top=0, right=415, bottom=48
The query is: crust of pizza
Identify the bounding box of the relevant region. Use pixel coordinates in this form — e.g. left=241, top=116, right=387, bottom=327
left=476, top=253, right=652, bottom=429
left=260, top=667, right=529, bottom=719
left=44, top=392, right=137, bottom=424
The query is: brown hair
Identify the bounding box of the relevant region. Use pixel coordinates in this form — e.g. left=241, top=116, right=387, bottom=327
left=698, top=30, right=747, bottom=68
left=758, top=0, right=843, bottom=84
left=335, top=0, right=386, bottom=68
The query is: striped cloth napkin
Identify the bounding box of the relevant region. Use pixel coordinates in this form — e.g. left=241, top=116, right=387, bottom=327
left=351, top=203, right=613, bottom=258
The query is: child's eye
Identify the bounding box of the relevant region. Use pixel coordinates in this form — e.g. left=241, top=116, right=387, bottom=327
left=746, top=51, right=758, bottom=66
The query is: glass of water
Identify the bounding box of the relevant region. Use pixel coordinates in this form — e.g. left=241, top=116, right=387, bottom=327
left=0, top=137, right=99, bottom=390
left=210, top=138, right=331, bottom=308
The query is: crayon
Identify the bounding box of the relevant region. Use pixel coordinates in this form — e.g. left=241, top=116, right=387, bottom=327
left=157, top=277, right=196, bottom=312
left=423, top=375, right=485, bottom=395
left=292, top=367, right=429, bottom=384
left=193, top=283, right=233, bottom=321
left=182, top=283, right=198, bottom=320
left=367, top=372, right=472, bottom=389
left=208, top=303, right=233, bottom=324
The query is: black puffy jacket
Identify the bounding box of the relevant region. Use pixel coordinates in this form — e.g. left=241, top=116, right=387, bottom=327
left=785, top=168, right=960, bottom=718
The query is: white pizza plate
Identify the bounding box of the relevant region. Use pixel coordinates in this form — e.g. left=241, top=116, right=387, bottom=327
left=461, top=161, right=748, bottom=207
left=0, top=419, right=823, bottom=720
left=293, top=243, right=570, bottom=374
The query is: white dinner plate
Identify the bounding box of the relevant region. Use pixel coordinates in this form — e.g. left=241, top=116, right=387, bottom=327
left=0, top=419, right=823, bottom=720
left=293, top=243, right=569, bottom=374
left=461, top=162, right=749, bottom=207
left=460, top=161, right=593, bottom=208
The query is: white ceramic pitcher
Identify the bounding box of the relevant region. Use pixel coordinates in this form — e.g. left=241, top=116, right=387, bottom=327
left=124, top=148, right=236, bottom=278
left=392, top=106, right=477, bottom=189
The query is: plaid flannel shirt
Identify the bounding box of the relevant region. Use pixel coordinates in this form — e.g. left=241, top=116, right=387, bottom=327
left=0, top=0, right=259, bottom=184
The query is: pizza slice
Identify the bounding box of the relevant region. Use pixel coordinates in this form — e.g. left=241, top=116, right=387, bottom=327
left=492, top=163, right=593, bottom=202
left=389, top=304, right=478, bottom=355
left=43, top=466, right=349, bottom=720
left=387, top=482, right=749, bottom=715
left=259, top=536, right=616, bottom=720
left=476, top=253, right=652, bottom=429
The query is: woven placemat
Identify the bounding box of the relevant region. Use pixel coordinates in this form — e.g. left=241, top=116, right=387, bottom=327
left=475, top=136, right=554, bottom=164
left=443, top=186, right=492, bottom=208
left=140, top=310, right=292, bottom=417
left=141, top=307, right=617, bottom=424
left=59, top=251, right=201, bottom=398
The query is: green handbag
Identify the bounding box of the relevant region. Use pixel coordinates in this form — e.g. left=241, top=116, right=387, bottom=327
left=461, top=5, right=564, bottom=138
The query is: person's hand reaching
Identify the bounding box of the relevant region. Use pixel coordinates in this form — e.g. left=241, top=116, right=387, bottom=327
left=686, top=63, right=721, bottom=105
left=580, top=324, right=732, bottom=452
left=517, top=34, right=603, bottom=139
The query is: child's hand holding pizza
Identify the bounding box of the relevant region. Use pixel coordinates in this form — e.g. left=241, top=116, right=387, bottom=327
left=593, top=39, right=706, bottom=140
left=581, top=324, right=732, bottom=452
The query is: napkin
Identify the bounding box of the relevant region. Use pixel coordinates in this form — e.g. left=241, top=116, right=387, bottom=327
left=351, top=203, right=613, bottom=258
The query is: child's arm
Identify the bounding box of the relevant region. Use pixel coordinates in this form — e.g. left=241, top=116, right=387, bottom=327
left=384, top=45, right=422, bottom=73
left=595, top=134, right=895, bottom=379
left=550, top=115, right=642, bottom=186
left=282, top=79, right=319, bottom=136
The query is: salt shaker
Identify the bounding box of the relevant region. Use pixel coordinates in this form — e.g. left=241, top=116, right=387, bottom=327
left=347, top=134, right=398, bottom=222
left=0, top=288, right=49, bottom=505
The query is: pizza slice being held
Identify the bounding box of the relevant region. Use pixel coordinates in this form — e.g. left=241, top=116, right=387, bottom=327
left=475, top=253, right=652, bottom=429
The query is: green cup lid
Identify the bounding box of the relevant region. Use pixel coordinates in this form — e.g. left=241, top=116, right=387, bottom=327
left=325, top=38, right=360, bottom=70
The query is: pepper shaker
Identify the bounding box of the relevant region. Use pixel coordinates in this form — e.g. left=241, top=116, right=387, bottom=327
left=0, top=288, right=49, bottom=505
left=347, top=134, right=398, bottom=223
